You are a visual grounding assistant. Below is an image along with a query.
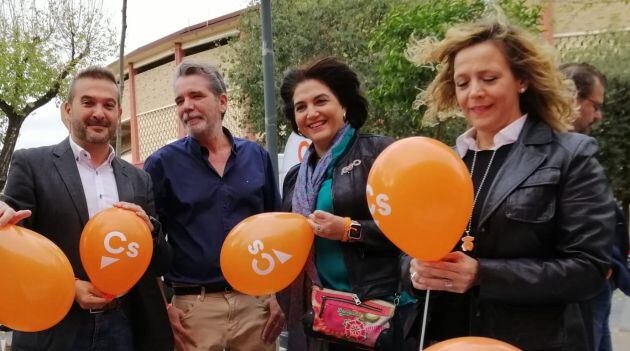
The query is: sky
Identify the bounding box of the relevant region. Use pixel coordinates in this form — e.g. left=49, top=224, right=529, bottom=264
left=14, top=0, right=249, bottom=150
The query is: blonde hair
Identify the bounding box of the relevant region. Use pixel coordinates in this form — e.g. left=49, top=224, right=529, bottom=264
left=407, top=18, right=575, bottom=131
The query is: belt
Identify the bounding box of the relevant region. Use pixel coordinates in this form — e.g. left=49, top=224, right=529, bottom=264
left=89, top=298, right=121, bottom=314
left=172, top=283, right=233, bottom=296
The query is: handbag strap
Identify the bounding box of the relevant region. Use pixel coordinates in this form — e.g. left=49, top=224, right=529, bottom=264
left=306, top=251, right=406, bottom=307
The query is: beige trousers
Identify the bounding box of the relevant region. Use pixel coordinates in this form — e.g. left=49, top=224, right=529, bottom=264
left=172, top=290, right=276, bottom=351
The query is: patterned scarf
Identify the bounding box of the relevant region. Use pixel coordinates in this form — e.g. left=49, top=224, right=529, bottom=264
left=285, top=123, right=353, bottom=351
left=292, top=123, right=353, bottom=216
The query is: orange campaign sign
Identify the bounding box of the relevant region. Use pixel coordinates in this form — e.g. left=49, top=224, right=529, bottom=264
left=220, top=212, right=314, bottom=296
left=297, top=140, right=310, bottom=162
left=79, top=207, right=153, bottom=296
left=279, top=132, right=312, bottom=193
left=0, top=225, right=75, bottom=332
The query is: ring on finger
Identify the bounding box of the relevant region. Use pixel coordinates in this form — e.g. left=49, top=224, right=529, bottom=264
left=410, top=271, right=417, bottom=280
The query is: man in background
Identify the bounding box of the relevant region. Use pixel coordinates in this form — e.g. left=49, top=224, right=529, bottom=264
left=561, top=62, right=630, bottom=351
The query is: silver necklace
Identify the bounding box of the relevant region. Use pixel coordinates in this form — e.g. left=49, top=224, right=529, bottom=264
left=461, top=149, right=497, bottom=252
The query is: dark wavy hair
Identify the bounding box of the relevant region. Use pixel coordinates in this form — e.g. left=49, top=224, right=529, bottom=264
left=280, top=57, right=368, bottom=134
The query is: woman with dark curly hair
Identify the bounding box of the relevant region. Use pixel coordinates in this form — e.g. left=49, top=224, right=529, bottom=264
left=278, top=57, right=417, bottom=351
left=404, top=18, right=616, bottom=351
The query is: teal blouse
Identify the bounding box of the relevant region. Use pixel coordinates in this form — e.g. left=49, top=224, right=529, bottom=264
left=314, top=129, right=414, bottom=305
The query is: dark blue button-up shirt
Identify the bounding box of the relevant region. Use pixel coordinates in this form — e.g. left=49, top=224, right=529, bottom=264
left=144, top=129, right=280, bottom=285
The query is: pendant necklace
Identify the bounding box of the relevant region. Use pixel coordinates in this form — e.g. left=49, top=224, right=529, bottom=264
left=462, top=149, right=497, bottom=252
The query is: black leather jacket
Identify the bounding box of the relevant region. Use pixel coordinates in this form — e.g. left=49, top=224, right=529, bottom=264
left=404, top=117, right=615, bottom=350
left=282, top=133, right=399, bottom=300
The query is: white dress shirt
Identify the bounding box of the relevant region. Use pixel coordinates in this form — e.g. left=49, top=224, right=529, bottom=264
left=455, top=114, right=528, bottom=157
left=69, top=137, right=119, bottom=218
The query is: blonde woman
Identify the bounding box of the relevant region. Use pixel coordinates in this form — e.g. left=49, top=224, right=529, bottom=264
left=405, top=19, right=615, bottom=350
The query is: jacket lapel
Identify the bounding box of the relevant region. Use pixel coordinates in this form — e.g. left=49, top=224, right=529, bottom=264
left=52, top=138, right=89, bottom=226
left=113, top=158, right=133, bottom=203
left=477, top=118, right=551, bottom=229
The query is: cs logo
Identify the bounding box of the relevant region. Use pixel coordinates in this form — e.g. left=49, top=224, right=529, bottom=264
left=247, top=239, right=292, bottom=276
left=100, top=231, right=140, bottom=269
left=366, top=184, right=392, bottom=217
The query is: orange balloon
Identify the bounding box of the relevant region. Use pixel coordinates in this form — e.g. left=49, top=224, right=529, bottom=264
left=366, top=137, right=473, bottom=261
left=0, top=225, right=75, bottom=331
left=220, top=212, right=314, bottom=296
left=424, top=336, right=521, bottom=350
left=80, top=207, right=153, bottom=296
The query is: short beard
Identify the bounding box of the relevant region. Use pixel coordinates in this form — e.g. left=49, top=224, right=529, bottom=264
left=73, top=121, right=115, bottom=145
left=186, top=120, right=220, bottom=140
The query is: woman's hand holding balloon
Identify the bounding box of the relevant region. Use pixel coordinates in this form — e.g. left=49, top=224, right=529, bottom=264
left=308, top=210, right=346, bottom=241
left=409, top=252, right=479, bottom=293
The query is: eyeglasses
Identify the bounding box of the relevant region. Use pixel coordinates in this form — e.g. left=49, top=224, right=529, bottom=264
left=586, top=98, right=603, bottom=112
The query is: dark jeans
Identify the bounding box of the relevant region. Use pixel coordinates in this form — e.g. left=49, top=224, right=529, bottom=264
left=69, top=308, right=133, bottom=351
left=590, top=281, right=613, bottom=351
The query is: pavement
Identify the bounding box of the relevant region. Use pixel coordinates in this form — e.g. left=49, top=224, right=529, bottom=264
left=610, top=290, right=630, bottom=350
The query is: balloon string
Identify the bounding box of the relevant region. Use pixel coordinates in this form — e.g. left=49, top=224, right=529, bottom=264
left=419, top=289, right=430, bottom=350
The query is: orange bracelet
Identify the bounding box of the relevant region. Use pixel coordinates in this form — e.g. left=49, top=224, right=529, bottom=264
left=341, top=217, right=352, bottom=242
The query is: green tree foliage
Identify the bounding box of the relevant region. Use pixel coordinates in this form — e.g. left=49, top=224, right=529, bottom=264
left=0, top=0, right=116, bottom=187
left=229, top=0, right=540, bottom=147
left=594, top=78, right=630, bottom=210
left=227, top=0, right=395, bottom=147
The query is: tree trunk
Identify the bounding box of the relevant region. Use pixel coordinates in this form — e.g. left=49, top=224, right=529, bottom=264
left=0, top=116, right=25, bottom=190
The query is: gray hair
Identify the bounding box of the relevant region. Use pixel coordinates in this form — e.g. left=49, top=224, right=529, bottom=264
left=173, top=60, right=227, bottom=96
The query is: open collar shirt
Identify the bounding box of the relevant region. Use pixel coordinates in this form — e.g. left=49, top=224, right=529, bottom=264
left=144, top=128, right=280, bottom=285
left=455, top=114, right=528, bottom=157
left=69, top=136, right=119, bottom=219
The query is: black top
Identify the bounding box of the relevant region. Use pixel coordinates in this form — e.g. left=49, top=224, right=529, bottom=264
left=427, top=144, right=513, bottom=342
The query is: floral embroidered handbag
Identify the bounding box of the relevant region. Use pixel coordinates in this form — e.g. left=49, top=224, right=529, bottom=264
left=303, top=286, right=396, bottom=350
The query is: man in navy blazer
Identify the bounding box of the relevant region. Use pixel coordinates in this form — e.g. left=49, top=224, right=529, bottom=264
left=0, top=67, right=173, bottom=351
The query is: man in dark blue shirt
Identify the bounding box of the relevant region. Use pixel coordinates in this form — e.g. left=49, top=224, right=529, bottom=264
left=144, top=61, right=284, bottom=351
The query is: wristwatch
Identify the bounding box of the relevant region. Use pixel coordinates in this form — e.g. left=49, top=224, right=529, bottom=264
left=347, top=220, right=362, bottom=241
